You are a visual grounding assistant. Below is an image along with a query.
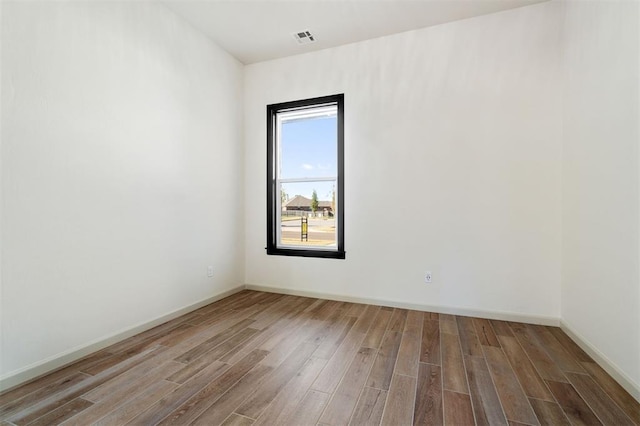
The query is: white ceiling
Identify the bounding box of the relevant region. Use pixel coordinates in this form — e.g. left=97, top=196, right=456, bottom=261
left=163, top=0, right=548, bottom=65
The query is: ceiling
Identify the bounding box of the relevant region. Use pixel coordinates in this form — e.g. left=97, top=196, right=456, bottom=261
left=163, top=0, right=548, bottom=65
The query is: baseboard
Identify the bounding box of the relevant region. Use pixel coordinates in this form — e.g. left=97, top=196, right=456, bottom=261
left=560, top=319, right=640, bottom=402
left=244, top=284, right=560, bottom=326
left=0, top=285, right=245, bottom=393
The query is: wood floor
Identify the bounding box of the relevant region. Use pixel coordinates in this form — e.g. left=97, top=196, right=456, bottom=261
left=1, top=291, right=639, bottom=426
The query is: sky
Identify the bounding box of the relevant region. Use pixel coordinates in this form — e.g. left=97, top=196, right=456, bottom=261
left=279, top=114, right=337, bottom=202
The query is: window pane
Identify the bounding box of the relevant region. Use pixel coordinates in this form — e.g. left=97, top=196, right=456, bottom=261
left=280, top=181, right=337, bottom=248
left=267, top=94, right=344, bottom=259
left=279, top=112, right=337, bottom=180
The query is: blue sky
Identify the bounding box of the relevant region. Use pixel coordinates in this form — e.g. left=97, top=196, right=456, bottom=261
left=280, top=115, right=337, bottom=201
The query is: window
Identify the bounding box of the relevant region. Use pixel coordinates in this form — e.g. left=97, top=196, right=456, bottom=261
left=267, top=94, right=344, bottom=259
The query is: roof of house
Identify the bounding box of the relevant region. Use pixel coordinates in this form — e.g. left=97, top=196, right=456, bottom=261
left=283, top=195, right=332, bottom=208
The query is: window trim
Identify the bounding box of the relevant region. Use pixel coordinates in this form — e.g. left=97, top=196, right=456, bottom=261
left=266, top=94, right=345, bottom=259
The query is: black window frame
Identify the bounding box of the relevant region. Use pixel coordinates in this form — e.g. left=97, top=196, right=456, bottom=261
left=266, top=94, right=345, bottom=259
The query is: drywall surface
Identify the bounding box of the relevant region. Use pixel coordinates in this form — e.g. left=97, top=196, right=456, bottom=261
left=562, top=0, right=640, bottom=393
left=1, top=2, right=244, bottom=380
left=244, top=2, right=563, bottom=320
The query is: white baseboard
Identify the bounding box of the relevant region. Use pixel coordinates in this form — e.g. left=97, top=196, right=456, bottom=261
left=560, top=319, right=640, bottom=403
left=244, top=284, right=560, bottom=326
left=0, top=285, right=245, bottom=393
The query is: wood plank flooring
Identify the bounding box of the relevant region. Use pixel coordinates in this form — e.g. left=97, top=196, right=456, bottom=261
left=1, top=290, right=638, bottom=426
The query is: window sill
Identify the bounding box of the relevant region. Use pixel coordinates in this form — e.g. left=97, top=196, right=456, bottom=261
left=266, top=247, right=346, bottom=259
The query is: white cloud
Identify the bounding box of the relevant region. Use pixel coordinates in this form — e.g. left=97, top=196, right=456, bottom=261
left=301, top=163, right=314, bottom=170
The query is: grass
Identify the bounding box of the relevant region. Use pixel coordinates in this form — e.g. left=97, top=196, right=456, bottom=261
left=281, top=216, right=302, bottom=222
left=280, top=238, right=336, bottom=247
left=280, top=216, right=335, bottom=222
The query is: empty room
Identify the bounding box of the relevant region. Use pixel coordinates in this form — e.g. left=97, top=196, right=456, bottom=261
left=1, top=0, right=639, bottom=424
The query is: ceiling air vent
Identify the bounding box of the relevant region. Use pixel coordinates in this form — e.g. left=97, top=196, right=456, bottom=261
left=292, top=30, right=316, bottom=45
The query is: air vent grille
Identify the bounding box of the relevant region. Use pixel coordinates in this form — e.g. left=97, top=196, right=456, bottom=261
left=293, top=30, right=316, bottom=44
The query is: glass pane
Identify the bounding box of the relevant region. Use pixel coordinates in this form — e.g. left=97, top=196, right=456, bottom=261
left=279, top=181, right=337, bottom=248
left=279, top=110, right=337, bottom=180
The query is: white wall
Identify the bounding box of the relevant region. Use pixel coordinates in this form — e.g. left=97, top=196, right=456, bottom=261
left=244, top=2, right=563, bottom=321
left=1, top=2, right=244, bottom=382
left=561, top=0, right=640, bottom=395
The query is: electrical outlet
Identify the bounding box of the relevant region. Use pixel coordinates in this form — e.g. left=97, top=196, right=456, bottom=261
left=207, top=266, right=214, bottom=277
left=425, top=271, right=432, bottom=283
